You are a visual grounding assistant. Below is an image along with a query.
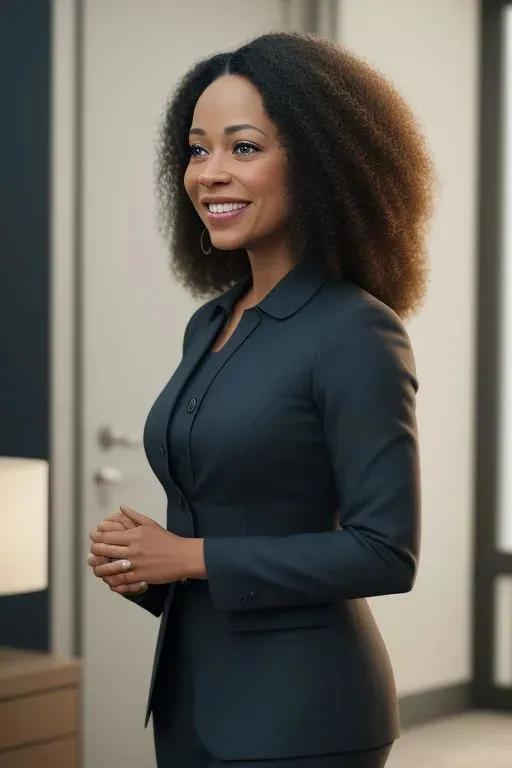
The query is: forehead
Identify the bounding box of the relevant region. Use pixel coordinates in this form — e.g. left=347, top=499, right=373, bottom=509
left=191, top=75, right=273, bottom=133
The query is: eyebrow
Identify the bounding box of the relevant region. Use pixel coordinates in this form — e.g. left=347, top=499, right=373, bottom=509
left=189, top=123, right=268, bottom=137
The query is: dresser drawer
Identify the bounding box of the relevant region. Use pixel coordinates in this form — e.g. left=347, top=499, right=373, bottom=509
left=0, top=687, right=78, bottom=752
left=0, top=736, right=77, bottom=768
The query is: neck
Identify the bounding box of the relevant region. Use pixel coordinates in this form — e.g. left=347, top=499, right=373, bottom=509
left=244, top=244, right=296, bottom=306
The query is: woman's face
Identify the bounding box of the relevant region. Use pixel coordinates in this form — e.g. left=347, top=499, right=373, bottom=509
left=184, top=75, right=288, bottom=254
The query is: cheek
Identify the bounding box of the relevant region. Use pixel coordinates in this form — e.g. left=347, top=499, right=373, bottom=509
left=183, top=165, right=198, bottom=202
left=250, top=163, right=287, bottom=213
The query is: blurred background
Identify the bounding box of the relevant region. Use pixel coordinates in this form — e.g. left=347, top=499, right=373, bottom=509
left=0, top=0, right=511, bottom=766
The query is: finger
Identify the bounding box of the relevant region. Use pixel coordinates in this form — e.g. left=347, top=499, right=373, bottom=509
left=103, top=572, right=146, bottom=588
left=93, top=558, right=133, bottom=578
left=104, top=573, right=130, bottom=587
left=110, top=582, right=148, bottom=595
left=120, top=505, right=156, bottom=527
left=97, top=520, right=125, bottom=532
left=102, top=512, right=138, bottom=529
left=90, top=542, right=131, bottom=559
left=89, top=528, right=132, bottom=544
left=103, top=568, right=147, bottom=587
left=86, top=553, right=109, bottom=568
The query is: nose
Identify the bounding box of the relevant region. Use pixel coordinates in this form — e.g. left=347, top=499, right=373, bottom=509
left=197, top=154, right=231, bottom=187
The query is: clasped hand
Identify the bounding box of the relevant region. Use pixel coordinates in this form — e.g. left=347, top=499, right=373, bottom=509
left=86, top=506, right=190, bottom=594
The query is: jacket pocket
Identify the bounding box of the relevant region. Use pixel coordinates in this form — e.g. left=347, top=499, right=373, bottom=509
left=228, top=602, right=334, bottom=633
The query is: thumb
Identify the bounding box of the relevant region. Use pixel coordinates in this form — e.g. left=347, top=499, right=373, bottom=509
left=119, top=505, right=158, bottom=527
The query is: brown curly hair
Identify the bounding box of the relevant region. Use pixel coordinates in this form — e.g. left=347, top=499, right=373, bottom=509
left=156, top=32, right=435, bottom=319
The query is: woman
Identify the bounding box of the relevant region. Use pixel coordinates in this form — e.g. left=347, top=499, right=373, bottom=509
left=87, top=32, right=434, bottom=768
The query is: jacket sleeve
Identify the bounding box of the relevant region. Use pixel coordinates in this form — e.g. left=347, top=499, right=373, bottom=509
left=203, top=301, right=421, bottom=612
left=123, top=583, right=170, bottom=617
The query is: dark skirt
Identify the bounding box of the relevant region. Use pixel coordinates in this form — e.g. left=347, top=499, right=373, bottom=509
left=152, top=581, right=393, bottom=768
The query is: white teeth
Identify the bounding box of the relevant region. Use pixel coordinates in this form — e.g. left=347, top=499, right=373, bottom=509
left=208, top=202, right=248, bottom=213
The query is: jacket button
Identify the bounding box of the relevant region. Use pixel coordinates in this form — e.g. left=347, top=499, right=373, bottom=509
left=159, top=445, right=165, bottom=458
left=238, top=595, right=249, bottom=605
left=177, top=496, right=184, bottom=508
left=186, top=397, right=197, bottom=413
left=250, top=592, right=262, bottom=604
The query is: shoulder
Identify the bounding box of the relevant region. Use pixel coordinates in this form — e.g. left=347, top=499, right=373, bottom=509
left=319, top=278, right=406, bottom=330
left=318, top=279, right=413, bottom=352
left=182, top=293, right=223, bottom=352
left=312, top=279, right=418, bottom=395
left=186, top=295, right=218, bottom=329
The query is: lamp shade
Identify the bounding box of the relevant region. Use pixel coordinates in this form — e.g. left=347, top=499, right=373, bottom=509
left=0, top=458, right=48, bottom=596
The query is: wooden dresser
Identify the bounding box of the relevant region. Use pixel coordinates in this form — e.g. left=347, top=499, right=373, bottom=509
left=0, top=648, right=81, bottom=767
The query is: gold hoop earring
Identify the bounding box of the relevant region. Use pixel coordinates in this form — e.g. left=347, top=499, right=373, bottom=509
left=200, top=228, right=212, bottom=256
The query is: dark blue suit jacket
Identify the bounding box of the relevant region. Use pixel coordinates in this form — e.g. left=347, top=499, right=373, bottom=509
left=136, top=257, right=420, bottom=761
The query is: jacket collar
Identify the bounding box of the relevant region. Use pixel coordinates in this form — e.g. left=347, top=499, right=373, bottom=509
left=213, top=257, right=329, bottom=321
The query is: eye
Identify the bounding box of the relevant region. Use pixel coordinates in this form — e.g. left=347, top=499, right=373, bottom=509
left=233, top=141, right=260, bottom=156
left=189, top=144, right=207, bottom=158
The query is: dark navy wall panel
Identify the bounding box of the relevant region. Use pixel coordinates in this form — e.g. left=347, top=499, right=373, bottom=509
left=0, top=0, right=51, bottom=650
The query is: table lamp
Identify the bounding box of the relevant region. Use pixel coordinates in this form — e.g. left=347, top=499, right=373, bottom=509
left=0, top=458, right=82, bottom=764
left=0, top=458, right=48, bottom=598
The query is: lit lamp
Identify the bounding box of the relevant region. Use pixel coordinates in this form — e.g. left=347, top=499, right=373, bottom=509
left=0, top=458, right=81, bottom=762
left=0, top=458, right=48, bottom=598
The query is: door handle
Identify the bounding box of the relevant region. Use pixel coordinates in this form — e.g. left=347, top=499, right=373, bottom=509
left=97, top=425, right=142, bottom=450
left=93, top=466, right=124, bottom=485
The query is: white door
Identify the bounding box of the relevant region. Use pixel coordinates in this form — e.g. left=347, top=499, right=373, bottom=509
left=80, top=2, right=301, bottom=766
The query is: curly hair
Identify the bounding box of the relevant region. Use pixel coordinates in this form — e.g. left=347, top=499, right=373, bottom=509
left=156, top=32, right=435, bottom=319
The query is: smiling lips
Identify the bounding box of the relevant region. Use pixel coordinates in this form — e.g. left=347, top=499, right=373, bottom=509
left=204, top=200, right=250, bottom=222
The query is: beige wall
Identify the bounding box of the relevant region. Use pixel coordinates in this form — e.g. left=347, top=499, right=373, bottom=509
left=338, top=0, right=479, bottom=695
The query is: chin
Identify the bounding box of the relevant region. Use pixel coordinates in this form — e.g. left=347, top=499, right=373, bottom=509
left=211, top=235, right=247, bottom=252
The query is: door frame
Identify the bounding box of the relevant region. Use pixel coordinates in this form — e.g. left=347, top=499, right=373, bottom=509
left=50, top=0, right=82, bottom=658
left=472, top=0, right=512, bottom=709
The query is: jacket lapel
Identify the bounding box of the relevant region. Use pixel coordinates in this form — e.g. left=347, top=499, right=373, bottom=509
left=164, top=311, right=226, bottom=425
left=186, top=307, right=261, bottom=439
left=160, top=273, right=253, bottom=436
left=143, top=311, right=225, bottom=494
